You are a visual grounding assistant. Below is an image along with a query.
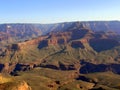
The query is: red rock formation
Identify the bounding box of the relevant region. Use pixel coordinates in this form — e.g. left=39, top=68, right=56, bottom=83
left=9, top=36, right=48, bottom=50
left=8, top=28, right=92, bottom=51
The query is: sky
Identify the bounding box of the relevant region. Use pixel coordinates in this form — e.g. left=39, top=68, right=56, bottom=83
left=0, top=0, right=120, bottom=23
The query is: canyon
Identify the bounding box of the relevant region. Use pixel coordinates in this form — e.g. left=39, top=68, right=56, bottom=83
left=0, top=21, right=120, bottom=90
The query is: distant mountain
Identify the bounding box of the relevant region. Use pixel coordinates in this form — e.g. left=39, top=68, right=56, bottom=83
left=0, top=21, right=120, bottom=41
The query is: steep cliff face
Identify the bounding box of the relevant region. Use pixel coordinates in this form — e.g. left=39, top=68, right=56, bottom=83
left=48, top=32, right=72, bottom=45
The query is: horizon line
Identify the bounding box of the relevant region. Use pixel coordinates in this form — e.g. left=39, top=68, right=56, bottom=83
left=0, top=20, right=119, bottom=24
